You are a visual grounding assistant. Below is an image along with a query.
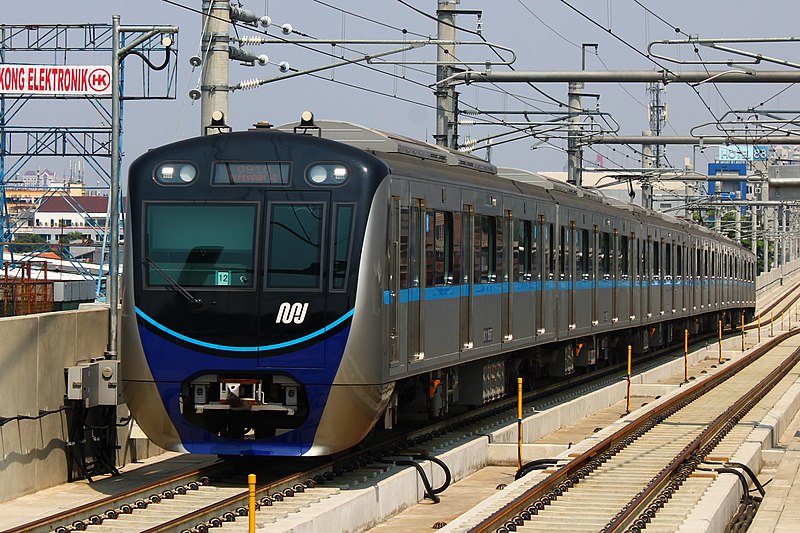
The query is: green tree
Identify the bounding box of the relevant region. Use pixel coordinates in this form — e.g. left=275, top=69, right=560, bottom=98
left=10, top=233, right=48, bottom=254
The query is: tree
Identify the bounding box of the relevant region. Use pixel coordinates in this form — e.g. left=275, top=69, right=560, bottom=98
left=10, top=233, right=48, bottom=254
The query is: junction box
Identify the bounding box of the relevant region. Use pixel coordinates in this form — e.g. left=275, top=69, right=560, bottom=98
left=65, top=360, right=123, bottom=407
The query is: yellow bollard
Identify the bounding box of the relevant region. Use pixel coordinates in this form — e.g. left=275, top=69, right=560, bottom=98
left=758, top=314, right=761, bottom=343
left=626, top=345, right=632, bottom=414
left=684, top=329, right=689, bottom=383
left=517, top=377, right=523, bottom=470
left=741, top=311, right=745, bottom=352
left=718, top=320, right=723, bottom=364
left=248, top=474, right=256, bottom=533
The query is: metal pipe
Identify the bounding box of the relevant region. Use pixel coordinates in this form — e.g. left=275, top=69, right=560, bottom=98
left=455, top=70, right=800, bottom=84
left=108, top=14, right=121, bottom=358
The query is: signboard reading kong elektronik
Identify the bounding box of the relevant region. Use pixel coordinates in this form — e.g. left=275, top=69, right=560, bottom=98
left=0, top=65, right=112, bottom=95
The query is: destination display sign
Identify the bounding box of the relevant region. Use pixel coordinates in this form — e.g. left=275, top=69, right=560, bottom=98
left=213, top=162, right=291, bottom=185
left=0, top=65, right=112, bottom=95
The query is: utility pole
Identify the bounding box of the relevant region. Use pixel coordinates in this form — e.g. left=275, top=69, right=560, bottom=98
left=201, top=0, right=230, bottom=134
left=567, top=82, right=583, bottom=186
left=435, top=0, right=458, bottom=148
left=648, top=82, right=666, bottom=168
left=641, top=131, right=653, bottom=209
left=109, top=17, right=178, bottom=356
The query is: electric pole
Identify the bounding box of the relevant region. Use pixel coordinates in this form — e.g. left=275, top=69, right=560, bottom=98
left=435, top=0, right=458, bottom=149
left=201, top=0, right=230, bottom=134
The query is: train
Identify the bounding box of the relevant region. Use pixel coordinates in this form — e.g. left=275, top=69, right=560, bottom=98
left=120, top=116, right=756, bottom=456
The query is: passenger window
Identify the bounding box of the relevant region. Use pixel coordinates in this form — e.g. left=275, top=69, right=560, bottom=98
left=474, top=215, right=497, bottom=283
left=399, top=206, right=410, bottom=288
left=619, top=235, right=629, bottom=279
left=515, top=219, right=532, bottom=282
left=426, top=210, right=453, bottom=286
left=600, top=232, right=611, bottom=279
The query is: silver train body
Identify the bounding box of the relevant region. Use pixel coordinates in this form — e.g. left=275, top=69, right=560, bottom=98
left=121, top=120, right=756, bottom=456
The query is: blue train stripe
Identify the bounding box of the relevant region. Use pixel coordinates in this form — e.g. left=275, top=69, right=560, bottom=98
left=135, top=307, right=354, bottom=352
left=381, top=280, right=753, bottom=304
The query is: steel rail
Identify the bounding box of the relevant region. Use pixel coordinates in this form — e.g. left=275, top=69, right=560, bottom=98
left=467, top=326, right=800, bottom=533
left=609, top=337, right=800, bottom=532
left=8, top=461, right=228, bottom=533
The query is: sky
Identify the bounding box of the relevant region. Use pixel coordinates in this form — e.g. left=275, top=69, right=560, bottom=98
left=3, top=0, right=800, bottom=187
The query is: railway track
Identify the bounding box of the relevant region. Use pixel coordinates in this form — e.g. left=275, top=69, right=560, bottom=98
left=462, top=328, right=800, bottom=533
left=15, top=285, right=800, bottom=533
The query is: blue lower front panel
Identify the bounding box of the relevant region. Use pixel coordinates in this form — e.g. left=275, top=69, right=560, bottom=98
left=136, top=322, right=348, bottom=456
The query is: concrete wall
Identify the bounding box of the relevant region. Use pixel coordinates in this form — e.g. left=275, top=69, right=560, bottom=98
left=757, top=258, right=800, bottom=294
left=0, top=305, right=163, bottom=504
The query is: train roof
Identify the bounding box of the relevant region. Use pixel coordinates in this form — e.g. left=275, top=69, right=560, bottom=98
left=274, top=119, right=747, bottom=251
left=276, top=119, right=496, bottom=175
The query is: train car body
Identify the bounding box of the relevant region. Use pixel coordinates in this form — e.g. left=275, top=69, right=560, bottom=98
left=121, top=120, right=756, bottom=456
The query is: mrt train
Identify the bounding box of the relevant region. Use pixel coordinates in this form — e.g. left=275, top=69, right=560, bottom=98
left=121, top=118, right=756, bottom=456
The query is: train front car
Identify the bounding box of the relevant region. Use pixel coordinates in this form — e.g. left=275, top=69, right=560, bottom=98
left=121, top=126, right=389, bottom=456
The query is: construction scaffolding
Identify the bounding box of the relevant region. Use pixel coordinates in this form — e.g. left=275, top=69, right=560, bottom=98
left=1, top=260, right=53, bottom=316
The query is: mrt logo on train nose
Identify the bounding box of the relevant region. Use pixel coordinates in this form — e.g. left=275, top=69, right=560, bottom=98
left=276, top=302, right=309, bottom=324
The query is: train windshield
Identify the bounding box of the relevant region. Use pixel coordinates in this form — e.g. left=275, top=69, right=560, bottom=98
left=266, top=202, right=325, bottom=289
left=145, top=203, right=258, bottom=288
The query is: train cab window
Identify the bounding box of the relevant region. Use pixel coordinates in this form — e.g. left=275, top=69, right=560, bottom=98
left=426, top=210, right=454, bottom=286
left=331, top=204, right=354, bottom=291
left=145, top=203, right=257, bottom=288
left=475, top=215, right=497, bottom=283
left=266, top=203, right=324, bottom=289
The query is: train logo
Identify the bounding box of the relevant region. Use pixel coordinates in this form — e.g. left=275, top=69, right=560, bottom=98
left=276, top=302, right=309, bottom=324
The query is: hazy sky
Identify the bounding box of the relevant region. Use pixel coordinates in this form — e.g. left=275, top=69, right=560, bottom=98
left=4, top=0, right=800, bottom=184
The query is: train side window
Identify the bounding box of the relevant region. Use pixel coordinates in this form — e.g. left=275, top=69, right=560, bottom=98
left=665, top=243, right=671, bottom=279
left=547, top=223, right=555, bottom=278
left=399, top=206, right=410, bottom=288
left=410, top=202, right=422, bottom=289
left=474, top=215, right=497, bottom=283
left=266, top=203, right=324, bottom=289
left=531, top=222, right=540, bottom=281
left=653, top=240, right=661, bottom=279
left=559, top=225, right=567, bottom=279
left=496, top=215, right=504, bottom=283
left=600, top=232, right=611, bottom=279
left=515, top=219, right=532, bottom=282
left=619, top=235, right=629, bottom=279
left=331, top=204, right=354, bottom=291
left=676, top=245, right=683, bottom=277
left=575, top=228, right=588, bottom=280
left=426, top=210, right=453, bottom=286
left=452, top=212, right=462, bottom=286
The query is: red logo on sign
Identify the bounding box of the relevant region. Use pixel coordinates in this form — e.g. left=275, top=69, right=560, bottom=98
left=88, top=68, right=110, bottom=92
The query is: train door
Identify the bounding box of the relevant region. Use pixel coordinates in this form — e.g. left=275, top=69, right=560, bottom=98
left=512, top=210, right=536, bottom=343
left=645, top=233, right=653, bottom=320
left=421, top=203, right=461, bottom=362
left=471, top=209, right=503, bottom=351
left=664, top=239, right=673, bottom=315
left=259, top=191, right=330, bottom=368
left=630, top=232, right=638, bottom=323
left=503, top=209, right=514, bottom=343
left=388, top=195, right=403, bottom=372
left=460, top=204, right=474, bottom=351
left=557, top=216, right=576, bottom=337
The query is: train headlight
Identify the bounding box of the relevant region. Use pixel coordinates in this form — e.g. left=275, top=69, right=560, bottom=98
left=155, top=162, right=198, bottom=185
left=308, top=165, right=328, bottom=184
left=306, top=163, right=349, bottom=186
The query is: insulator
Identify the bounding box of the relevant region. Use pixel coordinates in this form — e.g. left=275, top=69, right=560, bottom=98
left=239, top=35, right=269, bottom=46
left=236, top=79, right=263, bottom=91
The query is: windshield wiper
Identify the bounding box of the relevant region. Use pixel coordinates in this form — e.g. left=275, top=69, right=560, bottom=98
left=143, top=257, right=202, bottom=307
